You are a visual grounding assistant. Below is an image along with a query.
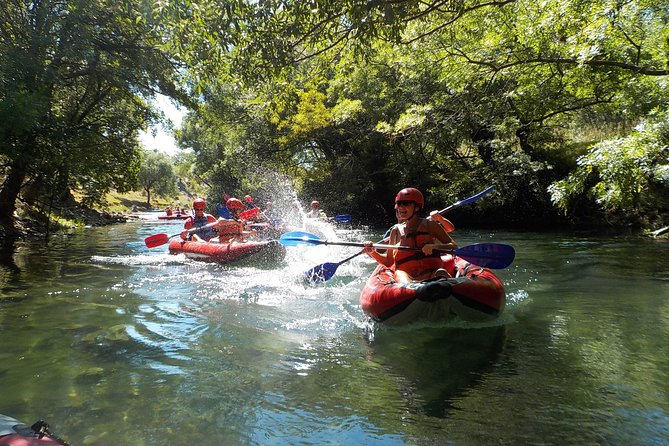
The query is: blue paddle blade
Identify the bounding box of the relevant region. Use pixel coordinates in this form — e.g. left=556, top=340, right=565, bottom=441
left=279, top=231, right=322, bottom=246
left=334, top=214, right=352, bottom=223
left=459, top=185, right=495, bottom=206
left=454, top=243, right=515, bottom=269
left=304, top=262, right=340, bottom=283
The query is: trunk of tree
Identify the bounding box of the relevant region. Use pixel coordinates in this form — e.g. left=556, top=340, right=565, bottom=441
left=516, top=126, right=534, bottom=155
left=0, top=162, right=27, bottom=231
left=472, top=126, right=496, bottom=164
left=144, top=187, right=151, bottom=208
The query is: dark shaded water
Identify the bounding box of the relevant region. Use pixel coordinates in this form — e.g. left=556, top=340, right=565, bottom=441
left=1, top=219, right=668, bottom=445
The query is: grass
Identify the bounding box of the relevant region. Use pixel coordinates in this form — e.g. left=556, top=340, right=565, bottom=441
left=102, top=190, right=193, bottom=213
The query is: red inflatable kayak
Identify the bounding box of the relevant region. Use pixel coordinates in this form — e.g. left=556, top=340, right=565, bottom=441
left=168, top=239, right=286, bottom=264
left=360, top=255, right=505, bottom=325
left=0, top=414, right=68, bottom=445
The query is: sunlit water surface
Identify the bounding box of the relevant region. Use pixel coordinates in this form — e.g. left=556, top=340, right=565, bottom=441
left=1, top=218, right=668, bottom=445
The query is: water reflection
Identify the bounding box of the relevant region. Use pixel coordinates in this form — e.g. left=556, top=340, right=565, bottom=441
left=0, top=238, right=22, bottom=299
left=2, top=223, right=669, bottom=445
left=367, top=325, right=506, bottom=418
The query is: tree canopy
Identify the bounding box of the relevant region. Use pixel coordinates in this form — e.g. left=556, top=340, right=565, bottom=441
left=2, top=0, right=667, bottom=232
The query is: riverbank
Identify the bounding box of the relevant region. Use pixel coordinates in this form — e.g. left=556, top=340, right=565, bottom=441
left=0, top=190, right=189, bottom=241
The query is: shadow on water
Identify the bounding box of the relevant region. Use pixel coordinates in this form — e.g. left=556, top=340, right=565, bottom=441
left=0, top=238, right=21, bottom=299
left=367, top=324, right=507, bottom=418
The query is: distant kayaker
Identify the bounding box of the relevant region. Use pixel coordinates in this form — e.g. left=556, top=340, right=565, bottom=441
left=181, top=198, right=217, bottom=241
left=285, top=200, right=305, bottom=227
left=362, top=187, right=457, bottom=283
left=306, top=200, right=327, bottom=219
left=215, top=197, right=255, bottom=243
left=216, top=192, right=232, bottom=219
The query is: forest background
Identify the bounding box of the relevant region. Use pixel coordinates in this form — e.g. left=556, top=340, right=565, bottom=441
left=1, top=0, right=668, bottom=237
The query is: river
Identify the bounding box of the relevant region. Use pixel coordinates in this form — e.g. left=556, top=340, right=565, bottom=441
left=1, top=217, right=668, bottom=445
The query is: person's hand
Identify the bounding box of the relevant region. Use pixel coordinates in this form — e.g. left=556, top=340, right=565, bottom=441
left=362, top=241, right=374, bottom=254
left=422, top=244, right=436, bottom=255
left=180, top=230, right=188, bottom=240
left=429, top=210, right=455, bottom=232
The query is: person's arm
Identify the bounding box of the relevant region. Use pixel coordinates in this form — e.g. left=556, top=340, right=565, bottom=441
left=421, top=220, right=457, bottom=255
left=181, top=217, right=194, bottom=240
left=363, top=227, right=397, bottom=267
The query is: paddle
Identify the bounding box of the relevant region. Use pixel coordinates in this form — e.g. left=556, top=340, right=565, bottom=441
left=281, top=231, right=515, bottom=270
left=302, top=185, right=496, bottom=282
left=334, top=214, right=352, bottom=223
left=239, top=207, right=259, bottom=220
left=144, top=221, right=220, bottom=248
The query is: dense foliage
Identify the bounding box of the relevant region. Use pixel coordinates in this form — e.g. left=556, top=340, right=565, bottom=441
left=176, top=0, right=669, bottom=228
left=0, top=0, right=186, bottom=229
left=2, top=0, right=667, bottom=232
left=550, top=110, right=669, bottom=227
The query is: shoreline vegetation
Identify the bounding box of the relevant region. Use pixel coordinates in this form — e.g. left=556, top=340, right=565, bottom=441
left=0, top=190, right=191, bottom=242
left=2, top=189, right=667, bottom=242
left=2, top=2, right=668, bottom=243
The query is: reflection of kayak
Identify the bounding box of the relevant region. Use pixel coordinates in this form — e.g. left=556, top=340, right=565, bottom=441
left=168, top=239, right=286, bottom=265
left=360, top=255, right=505, bottom=325
left=0, top=414, right=68, bottom=445
left=157, top=213, right=190, bottom=220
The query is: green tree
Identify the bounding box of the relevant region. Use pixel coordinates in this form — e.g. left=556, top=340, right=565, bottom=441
left=549, top=110, right=669, bottom=227
left=0, top=0, right=186, bottom=232
left=137, top=150, right=177, bottom=208
left=220, top=0, right=669, bottom=226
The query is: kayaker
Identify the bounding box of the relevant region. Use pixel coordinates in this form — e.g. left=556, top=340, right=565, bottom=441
left=306, top=200, right=327, bottom=219
left=362, top=187, right=457, bottom=283
left=285, top=200, right=305, bottom=227
left=243, top=194, right=256, bottom=209
left=216, top=192, right=232, bottom=219
left=181, top=198, right=217, bottom=241
left=215, top=197, right=255, bottom=243
left=263, top=201, right=282, bottom=226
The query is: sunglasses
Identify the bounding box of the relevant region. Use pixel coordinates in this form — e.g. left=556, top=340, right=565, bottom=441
left=395, top=200, right=415, bottom=207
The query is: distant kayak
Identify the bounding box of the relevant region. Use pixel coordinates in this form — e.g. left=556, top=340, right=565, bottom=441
left=168, top=239, right=286, bottom=265
left=0, top=414, right=69, bottom=445
left=157, top=213, right=190, bottom=220
left=360, top=255, right=506, bottom=325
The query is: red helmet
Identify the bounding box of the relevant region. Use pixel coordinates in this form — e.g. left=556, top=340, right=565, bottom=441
left=311, top=201, right=320, bottom=207
left=226, top=197, right=244, bottom=210
left=244, top=195, right=254, bottom=204
left=193, top=198, right=206, bottom=210
left=395, top=188, right=424, bottom=208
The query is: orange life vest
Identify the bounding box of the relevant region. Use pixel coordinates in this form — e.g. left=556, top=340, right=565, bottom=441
left=393, top=219, right=443, bottom=279
left=217, top=219, right=243, bottom=242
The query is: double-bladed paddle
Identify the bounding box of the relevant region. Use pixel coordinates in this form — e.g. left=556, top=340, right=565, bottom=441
left=334, top=214, right=352, bottom=223
left=281, top=231, right=515, bottom=272
left=144, top=220, right=221, bottom=248
left=239, top=207, right=259, bottom=220
left=145, top=208, right=262, bottom=249
left=301, top=185, right=497, bottom=283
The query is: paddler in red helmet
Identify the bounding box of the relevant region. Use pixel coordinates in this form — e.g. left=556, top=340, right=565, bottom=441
left=214, top=197, right=256, bottom=243
left=181, top=198, right=217, bottom=241
left=363, top=187, right=457, bottom=283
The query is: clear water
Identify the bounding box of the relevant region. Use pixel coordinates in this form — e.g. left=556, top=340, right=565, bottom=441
left=1, top=219, right=668, bottom=445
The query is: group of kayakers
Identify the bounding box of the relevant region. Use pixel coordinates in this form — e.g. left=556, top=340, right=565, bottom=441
left=164, top=205, right=189, bottom=216
left=180, top=196, right=329, bottom=244
left=181, top=186, right=455, bottom=284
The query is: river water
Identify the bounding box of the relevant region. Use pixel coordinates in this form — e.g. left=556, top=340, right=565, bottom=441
left=1, top=217, right=668, bottom=445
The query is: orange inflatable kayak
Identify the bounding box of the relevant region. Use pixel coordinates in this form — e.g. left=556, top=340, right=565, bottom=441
left=359, top=255, right=505, bottom=325
left=168, top=239, right=286, bottom=265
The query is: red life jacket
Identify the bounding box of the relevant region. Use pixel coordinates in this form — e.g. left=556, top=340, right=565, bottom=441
left=393, top=219, right=443, bottom=278
left=217, top=219, right=243, bottom=242
left=184, top=214, right=217, bottom=240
